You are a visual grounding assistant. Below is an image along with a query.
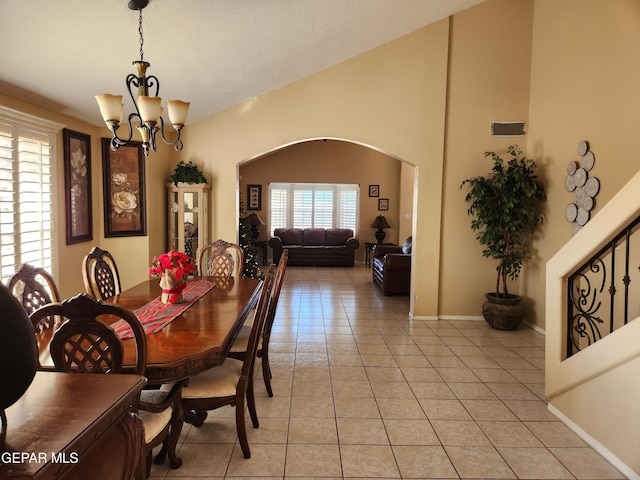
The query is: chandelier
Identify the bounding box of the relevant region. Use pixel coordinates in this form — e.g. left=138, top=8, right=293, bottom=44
left=95, top=0, right=189, bottom=156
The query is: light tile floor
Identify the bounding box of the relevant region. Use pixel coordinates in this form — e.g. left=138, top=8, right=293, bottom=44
left=150, top=265, right=626, bottom=480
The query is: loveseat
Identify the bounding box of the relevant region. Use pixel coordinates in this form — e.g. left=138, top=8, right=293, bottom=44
left=372, top=236, right=412, bottom=295
left=269, top=228, right=359, bottom=267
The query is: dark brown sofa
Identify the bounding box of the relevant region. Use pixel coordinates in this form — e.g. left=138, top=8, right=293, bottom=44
left=269, top=228, right=359, bottom=267
left=372, top=237, right=411, bottom=295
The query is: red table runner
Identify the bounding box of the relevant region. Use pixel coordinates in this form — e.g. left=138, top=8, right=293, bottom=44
left=113, top=279, right=216, bottom=340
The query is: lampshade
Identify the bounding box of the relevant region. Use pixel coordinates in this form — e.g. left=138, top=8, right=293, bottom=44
left=370, top=215, right=390, bottom=229
left=137, top=96, right=162, bottom=123
left=95, top=94, right=124, bottom=122
left=248, top=213, right=266, bottom=227
left=167, top=100, right=190, bottom=126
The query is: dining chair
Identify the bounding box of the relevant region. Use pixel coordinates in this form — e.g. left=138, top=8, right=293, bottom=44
left=229, top=250, right=288, bottom=396
left=82, top=246, right=122, bottom=300
left=196, top=239, right=244, bottom=276
left=7, top=263, right=61, bottom=332
left=181, top=264, right=276, bottom=459
left=30, top=294, right=183, bottom=479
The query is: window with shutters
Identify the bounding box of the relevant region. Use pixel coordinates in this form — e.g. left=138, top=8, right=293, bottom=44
left=269, top=183, right=359, bottom=235
left=0, top=107, right=62, bottom=283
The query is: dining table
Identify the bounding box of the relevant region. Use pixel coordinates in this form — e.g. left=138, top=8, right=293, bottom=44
left=36, top=275, right=263, bottom=385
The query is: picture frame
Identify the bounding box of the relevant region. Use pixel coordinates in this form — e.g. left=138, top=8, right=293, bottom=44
left=369, top=184, right=379, bottom=197
left=63, top=129, right=93, bottom=244
left=378, top=198, right=389, bottom=211
left=247, top=184, right=262, bottom=210
left=101, top=138, right=147, bottom=237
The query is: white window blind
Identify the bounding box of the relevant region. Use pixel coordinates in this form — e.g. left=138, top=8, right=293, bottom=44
left=269, top=183, right=359, bottom=235
left=0, top=107, right=62, bottom=283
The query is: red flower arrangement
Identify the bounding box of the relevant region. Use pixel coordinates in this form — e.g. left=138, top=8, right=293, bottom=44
left=150, top=251, right=196, bottom=304
left=149, top=250, right=196, bottom=280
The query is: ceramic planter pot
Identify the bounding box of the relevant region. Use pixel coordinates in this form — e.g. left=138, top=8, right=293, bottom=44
left=482, top=293, right=525, bottom=330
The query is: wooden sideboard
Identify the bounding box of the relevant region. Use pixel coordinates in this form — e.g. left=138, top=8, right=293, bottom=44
left=1, top=371, right=146, bottom=480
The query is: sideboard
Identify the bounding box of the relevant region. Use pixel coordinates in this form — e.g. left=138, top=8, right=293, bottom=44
left=1, top=371, right=146, bottom=480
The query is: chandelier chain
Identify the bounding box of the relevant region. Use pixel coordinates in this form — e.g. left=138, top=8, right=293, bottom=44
left=138, top=9, right=144, bottom=61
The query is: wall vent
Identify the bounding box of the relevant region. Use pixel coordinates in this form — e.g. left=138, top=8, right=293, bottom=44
left=491, top=121, right=526, bottom=136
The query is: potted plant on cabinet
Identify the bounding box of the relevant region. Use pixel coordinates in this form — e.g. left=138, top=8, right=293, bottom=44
left=461, top=145, right=546, bottom=329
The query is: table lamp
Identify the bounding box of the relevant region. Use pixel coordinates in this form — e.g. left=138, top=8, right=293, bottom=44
left=370, top=215, right=391, bottom=243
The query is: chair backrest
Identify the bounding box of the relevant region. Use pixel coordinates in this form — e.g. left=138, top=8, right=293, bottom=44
left=262, top=250, right=288, bottom=345
left=7, top=263, right=61, bottom=331
left=82, top=246, right=122, bottom=300
left=29, top=294, right=146, bottom=375
left=197, top=239, right=244, bottom=276
left=241, top=264, right=277, bottom=378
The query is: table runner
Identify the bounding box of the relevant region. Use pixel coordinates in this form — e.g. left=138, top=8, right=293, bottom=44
left=113, top=279, right=216, bottom=340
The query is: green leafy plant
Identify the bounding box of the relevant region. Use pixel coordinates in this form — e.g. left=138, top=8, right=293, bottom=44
left=169, top=161, right=207, bottom=185
left=461, top=145, right=546, bottom=298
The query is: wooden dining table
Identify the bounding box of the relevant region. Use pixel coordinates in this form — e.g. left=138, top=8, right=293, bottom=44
left=36, top=275, right=262, bottom=385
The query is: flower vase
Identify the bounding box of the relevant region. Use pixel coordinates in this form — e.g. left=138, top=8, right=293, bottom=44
left=159, top=270, right=185, bottom=305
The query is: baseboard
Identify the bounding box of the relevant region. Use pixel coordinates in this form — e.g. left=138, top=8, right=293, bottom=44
left=547, top=404, right=639, bottom=480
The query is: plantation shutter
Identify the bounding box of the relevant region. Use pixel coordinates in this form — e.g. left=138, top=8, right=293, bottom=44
left=269, top=183, right=358, bottom=236
left=0, top=107, right=62, bottom=283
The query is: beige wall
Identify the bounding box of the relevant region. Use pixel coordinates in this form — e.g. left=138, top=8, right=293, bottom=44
left=180, top=19, right=451, bottom=317
left=239, top=139, right=403, bottom=261
left=440, top=0, right=535, bottom=319
left=525, top=0, right=640, bottom=328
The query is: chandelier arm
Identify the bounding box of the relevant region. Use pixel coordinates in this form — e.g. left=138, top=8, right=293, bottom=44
left=157, top=116, right=184, bottom=152
left=107, top=112, right=140, bottom=152
left=126, top=73, right=144, bottom=117
left=145, top=75, right=160, bottom=98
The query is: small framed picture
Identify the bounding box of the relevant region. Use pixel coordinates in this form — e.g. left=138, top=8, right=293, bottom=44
left=378, top=198, right=389, bottom=211
left=247, top=184, right=262, bottom=210
left=369, top=184, right=379, bottom=197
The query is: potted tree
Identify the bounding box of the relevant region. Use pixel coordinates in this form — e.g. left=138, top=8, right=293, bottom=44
left=461, top=145, right=546, bottom=329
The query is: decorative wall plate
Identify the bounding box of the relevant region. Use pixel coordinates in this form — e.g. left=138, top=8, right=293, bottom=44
left=582, top=151, right=595, bottom=171
left=577, top=140, right=589, bottom=156
left=576, top=208, right=590, bottom=226
left=565, top=203, right=577, bottom=222
left=573, top=168, right=587, bottom=187
left=584, top=177, right=600, bottom=197
left=565, top=175, right=576, bottom=192
left=184, top=221, right=196, bottom=237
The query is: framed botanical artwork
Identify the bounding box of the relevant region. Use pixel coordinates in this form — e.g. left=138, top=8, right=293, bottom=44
left=378, top=198, right=389, bottom=211
left=101, top=139, right=147, bottom=237
left=63, top=129, right=93, bottom=244
left=369, top=184, right=379, bottom=197
left=247, top=184, right=262, bottom=210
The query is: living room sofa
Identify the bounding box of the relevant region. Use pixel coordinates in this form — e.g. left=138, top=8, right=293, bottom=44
left=372, top=236, right=412, bottom=295
left=269, top=228, right=359, bottom=267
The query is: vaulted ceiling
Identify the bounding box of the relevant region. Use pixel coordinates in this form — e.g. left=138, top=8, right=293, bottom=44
left=0, top=0, right=483, bottom=126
